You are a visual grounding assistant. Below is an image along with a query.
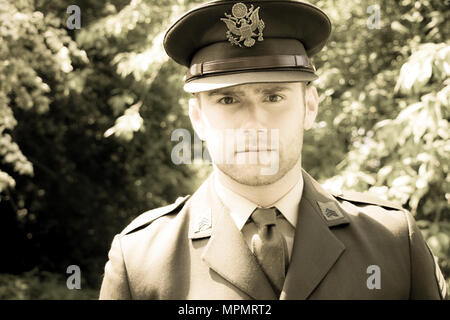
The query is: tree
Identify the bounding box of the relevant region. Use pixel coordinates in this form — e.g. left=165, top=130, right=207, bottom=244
left=0, top=0, right=201, bottom=287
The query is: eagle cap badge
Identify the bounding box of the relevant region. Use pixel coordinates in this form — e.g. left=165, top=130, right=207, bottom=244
left=221, top=3, right=265, bottom=48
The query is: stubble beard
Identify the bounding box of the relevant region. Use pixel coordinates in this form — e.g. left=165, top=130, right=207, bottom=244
left=214, top=138, right=302, bottom=186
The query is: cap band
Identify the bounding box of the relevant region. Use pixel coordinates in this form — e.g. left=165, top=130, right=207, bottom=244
left=186, top=54, right=315, bottom=81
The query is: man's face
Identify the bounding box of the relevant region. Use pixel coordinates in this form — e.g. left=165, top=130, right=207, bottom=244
left=190, top=82, right=317, bottom=186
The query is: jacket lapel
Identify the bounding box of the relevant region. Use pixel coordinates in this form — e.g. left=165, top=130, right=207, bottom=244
left=192, top=176, right=277, bottom=300
left=280, top=170, right=348, bottom=300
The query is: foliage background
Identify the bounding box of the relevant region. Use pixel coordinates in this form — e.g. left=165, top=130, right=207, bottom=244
left=0, top=0, right=448, bottom=298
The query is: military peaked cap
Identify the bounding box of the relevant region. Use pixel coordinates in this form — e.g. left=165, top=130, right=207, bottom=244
left=163, top=0, right=332, bottom=92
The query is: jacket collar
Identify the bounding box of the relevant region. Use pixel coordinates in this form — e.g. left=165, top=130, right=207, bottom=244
left=189, top=175, right=276, bottom=299
left=188, top=169, right=350, bottom=299
left=280, top=169, right=348, bottom=299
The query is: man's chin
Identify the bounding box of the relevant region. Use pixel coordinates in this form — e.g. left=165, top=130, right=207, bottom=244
left=216, top=164, right=285, bottom=186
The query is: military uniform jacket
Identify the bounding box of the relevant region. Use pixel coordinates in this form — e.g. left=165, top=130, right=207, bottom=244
left=99, top=170, right=447, bottom=300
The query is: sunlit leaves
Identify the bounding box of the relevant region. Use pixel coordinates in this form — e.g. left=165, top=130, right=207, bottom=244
left=104, top=102, right=144, bottom=141
left=391, top=21, right=409, bottom=34
left=113, top=31, right=168, bottom=82
left=328, top=77, right=449, bottom=211
left=395, top=43, right=449, bottom=94
left=0, top=0, right=90, bottom=196
left=418, top=220, right=450, bottom=270
left=107, top=92, right=136, bottom=116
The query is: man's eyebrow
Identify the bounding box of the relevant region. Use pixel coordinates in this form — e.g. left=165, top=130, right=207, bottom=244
left=207, top=89, right=245, bottom=96
left=258, top=86, right=293, bottom=94
left=207, top=86, right=292, bottom=96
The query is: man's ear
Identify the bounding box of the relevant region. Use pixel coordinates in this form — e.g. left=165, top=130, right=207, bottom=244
left=188, top=97, right=206, bottom=141
left=303, top=85, right=319, bottom=130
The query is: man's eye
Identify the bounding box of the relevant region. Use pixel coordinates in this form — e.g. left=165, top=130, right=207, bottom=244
left=218, top=97, right=238, bottom=105
left=264, top=94, right=283, bottom=103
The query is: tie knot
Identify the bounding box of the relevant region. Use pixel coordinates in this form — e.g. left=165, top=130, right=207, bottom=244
left=251, top=207, right=277, bottom=228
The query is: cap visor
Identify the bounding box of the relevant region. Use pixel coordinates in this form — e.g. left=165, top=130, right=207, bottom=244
left=184, top=71, right=318, bottom=93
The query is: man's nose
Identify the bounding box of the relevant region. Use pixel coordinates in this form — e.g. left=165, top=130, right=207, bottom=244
left=239, top=99, right=268, bottom=130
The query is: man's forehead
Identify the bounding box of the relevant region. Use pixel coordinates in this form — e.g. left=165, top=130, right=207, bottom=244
left=204, top=82, right=302, bottom=96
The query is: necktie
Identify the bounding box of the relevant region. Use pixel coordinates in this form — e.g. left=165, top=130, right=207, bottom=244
left=250, top=207, right=287, bottom=296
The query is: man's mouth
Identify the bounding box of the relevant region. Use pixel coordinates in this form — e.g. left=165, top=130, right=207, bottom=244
left=235, top=148, right=276, bottom=153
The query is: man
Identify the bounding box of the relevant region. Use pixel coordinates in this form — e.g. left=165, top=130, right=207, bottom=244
left=99, top=0, right=447, bottom=299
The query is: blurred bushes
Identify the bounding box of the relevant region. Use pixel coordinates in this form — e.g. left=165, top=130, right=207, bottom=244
left=0, top=269, right=97, bottom=299
left=0, top=0, right=201, bottom=291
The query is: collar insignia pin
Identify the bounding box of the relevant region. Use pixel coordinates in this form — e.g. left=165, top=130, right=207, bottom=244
left=221, top=2, right=265, bottom=48
left=195, top=208, right=212, bottom=233
left=317, top=201, right=345, bottom=222
left=325, top=208, right=339, bottom=218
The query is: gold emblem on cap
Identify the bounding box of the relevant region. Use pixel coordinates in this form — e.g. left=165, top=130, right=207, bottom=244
left=221, top=3, right=265, bottom=48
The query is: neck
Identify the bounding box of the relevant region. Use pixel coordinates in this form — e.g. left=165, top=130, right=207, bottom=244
left=213, top=159, right=303, bottom=207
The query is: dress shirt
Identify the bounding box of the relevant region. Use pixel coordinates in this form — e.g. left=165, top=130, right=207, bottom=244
left=213, top=172, right=303, bottom=261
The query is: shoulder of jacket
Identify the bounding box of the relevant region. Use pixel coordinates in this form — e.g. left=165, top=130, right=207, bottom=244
left=331, top=190, right=405, bottom=212
left=120, top=195, right=190, bottom=236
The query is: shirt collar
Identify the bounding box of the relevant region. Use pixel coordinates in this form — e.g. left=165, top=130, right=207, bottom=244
left=213, top=171, right=304, bottom=230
